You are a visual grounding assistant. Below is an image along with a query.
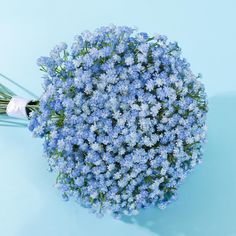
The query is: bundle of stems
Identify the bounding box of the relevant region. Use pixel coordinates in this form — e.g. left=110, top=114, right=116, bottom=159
left=0, top=73, right=39, bottom=127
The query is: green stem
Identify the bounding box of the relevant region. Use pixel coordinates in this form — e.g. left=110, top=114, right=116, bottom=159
left=0, top=120, right=27, bottom=127
left=0, top=73, right=38, bottom=99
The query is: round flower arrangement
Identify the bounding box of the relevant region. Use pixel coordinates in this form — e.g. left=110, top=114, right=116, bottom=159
left=29, top=25, right=208, bottom=218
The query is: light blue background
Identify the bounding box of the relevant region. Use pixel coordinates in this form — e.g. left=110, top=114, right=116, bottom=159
left=0, top=1, right=236, bottom=235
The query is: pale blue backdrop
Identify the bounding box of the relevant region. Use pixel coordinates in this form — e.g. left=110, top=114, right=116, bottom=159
left=0, top=0, right=236, bottom=236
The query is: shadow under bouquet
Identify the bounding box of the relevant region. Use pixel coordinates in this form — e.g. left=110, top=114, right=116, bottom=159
left=0, top=25, right=208, bottom=218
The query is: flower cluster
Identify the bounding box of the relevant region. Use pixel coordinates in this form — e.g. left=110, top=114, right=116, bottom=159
left=29, top=25, right=208, bottom=218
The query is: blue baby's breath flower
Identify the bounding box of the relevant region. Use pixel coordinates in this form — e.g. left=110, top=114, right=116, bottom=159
left=29, top=25, right=208, bottom=218
left=125, top=56, right=134, bottom=66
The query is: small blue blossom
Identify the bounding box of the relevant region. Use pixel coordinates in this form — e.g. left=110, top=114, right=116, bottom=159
left=125, top=56, right=134, bottom=66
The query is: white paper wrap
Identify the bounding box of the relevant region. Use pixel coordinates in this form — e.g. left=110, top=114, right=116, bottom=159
left=6, top=96, right=30, bottom=119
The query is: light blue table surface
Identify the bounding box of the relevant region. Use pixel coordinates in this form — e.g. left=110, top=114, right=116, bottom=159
left=0, top=1, right=236, bottom=235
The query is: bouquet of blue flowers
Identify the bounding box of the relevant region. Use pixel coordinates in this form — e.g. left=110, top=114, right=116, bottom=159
left=0, top=25, right=207, bottom=218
